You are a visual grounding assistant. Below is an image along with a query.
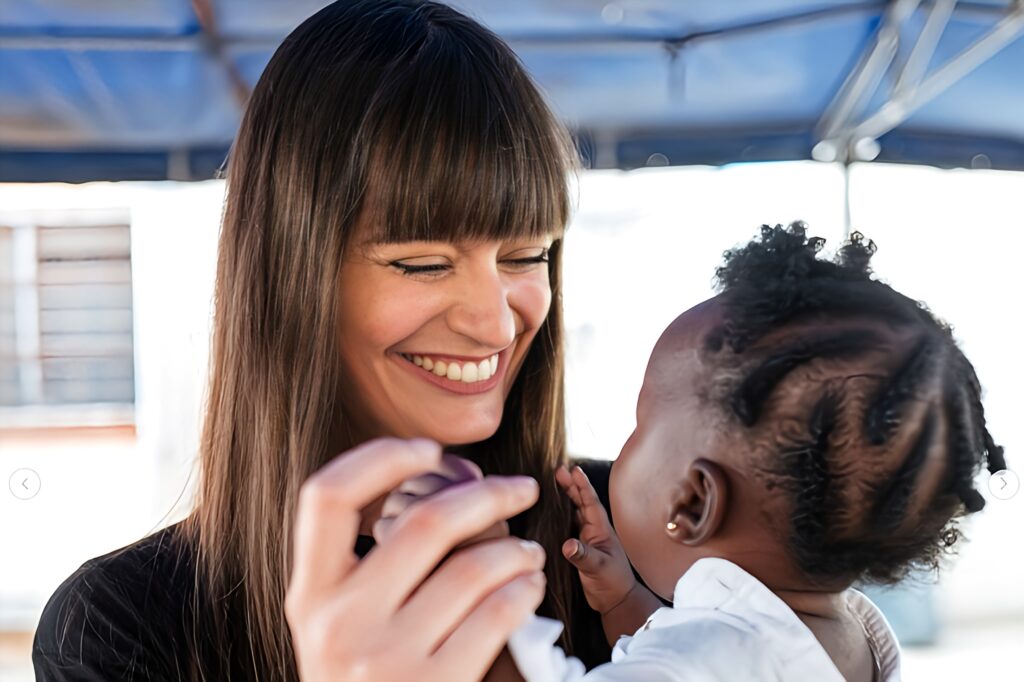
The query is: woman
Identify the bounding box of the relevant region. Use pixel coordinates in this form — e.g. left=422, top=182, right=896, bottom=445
left=32, top=1, right=612, bottom=680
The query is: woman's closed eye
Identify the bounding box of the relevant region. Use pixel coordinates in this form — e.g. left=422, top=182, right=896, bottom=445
left=388, top=259, right=451, bottom=276
left=500, top=247, right=549, bottom=271
left=388, top=247, right=549, bottom=279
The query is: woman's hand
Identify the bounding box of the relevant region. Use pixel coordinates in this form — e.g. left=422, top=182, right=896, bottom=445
left=373, top=454, right=510, bottom=548
left=286, top=438, right=547, bottom=682
left=555, top=464, right=635, bottom=613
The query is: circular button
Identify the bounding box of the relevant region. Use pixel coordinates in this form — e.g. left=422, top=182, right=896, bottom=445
left=9, top=468, right=41, bottom=500
left=989, top=469, right=1019, bottom=501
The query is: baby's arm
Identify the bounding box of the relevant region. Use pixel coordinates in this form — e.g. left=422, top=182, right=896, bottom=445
left=556, top=465, right=663, bottom=645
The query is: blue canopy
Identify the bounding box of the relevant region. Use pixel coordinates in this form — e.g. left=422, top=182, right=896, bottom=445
left=2, top=0, right=1023, bottom=181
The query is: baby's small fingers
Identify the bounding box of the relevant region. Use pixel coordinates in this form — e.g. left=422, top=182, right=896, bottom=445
left=571, top=466, right=602, bottom=508
left=556, top=467, right=585, bottom=510
left=561, top=538, right=604, bottom=576
left=571, top=467, right=612, bottom=527
left=567, top=483, right=585, bottom=510
left=554, top=465, right=574, bottom=492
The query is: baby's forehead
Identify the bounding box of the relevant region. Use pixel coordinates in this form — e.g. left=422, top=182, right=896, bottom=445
left=658, top=299, right=725, bottom=353
left=641, top=298, right=727, bottom=400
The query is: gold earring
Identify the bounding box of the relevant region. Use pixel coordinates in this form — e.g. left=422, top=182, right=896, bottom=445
left=666, top=521, right=678, bottom=531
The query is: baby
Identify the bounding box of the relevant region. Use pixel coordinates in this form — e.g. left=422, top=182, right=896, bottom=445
left=508, top=224, right=1005, bottom=681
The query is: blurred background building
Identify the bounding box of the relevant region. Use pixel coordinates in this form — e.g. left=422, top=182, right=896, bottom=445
left=2, top=1, right=1023, bottom=680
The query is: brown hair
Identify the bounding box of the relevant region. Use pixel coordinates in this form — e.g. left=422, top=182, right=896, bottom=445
left=180, top=1, right=579, bottom=679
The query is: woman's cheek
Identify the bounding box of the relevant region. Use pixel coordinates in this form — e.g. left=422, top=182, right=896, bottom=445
left=361, top=277, right=444, bottom=342
left=512, top=273, right=552, bottom=330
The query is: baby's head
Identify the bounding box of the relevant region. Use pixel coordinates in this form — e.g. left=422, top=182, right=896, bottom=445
left=610, top=224, right=1004, bottom=600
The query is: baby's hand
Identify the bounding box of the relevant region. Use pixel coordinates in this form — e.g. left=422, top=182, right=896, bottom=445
left=373, top=454, right=510, bottom=547
left=555, top=465, right=636, bottom=615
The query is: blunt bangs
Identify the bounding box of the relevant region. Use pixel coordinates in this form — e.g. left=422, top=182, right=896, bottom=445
left=358, top=18, right=576, bottom=244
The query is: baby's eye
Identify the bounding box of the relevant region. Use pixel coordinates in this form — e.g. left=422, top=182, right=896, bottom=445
left=500, top=247, right=550, bottom=271
left=388, top=258, right=452, bottom=278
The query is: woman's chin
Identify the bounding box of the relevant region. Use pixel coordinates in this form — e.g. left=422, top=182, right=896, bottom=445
left=418, top=416, right=502, bottom=448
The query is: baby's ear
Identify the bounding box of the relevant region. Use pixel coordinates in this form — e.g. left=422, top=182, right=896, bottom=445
left=665, top=459, right=728, bottom=546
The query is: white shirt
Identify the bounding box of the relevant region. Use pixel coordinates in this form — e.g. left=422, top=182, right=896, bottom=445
left=508, top=558, right=901, bottom=682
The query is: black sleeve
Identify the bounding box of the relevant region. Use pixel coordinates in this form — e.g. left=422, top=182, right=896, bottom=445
left=32, top=561, right=173, bottom=681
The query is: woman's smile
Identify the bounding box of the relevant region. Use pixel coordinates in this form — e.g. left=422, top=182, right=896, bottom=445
left=393, top=346, right=511, bottom=395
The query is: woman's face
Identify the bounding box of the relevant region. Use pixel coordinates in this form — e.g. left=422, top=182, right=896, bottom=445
left=336, top=232, right=555, bottom=446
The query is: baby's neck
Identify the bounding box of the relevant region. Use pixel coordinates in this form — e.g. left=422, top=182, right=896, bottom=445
left=772, top=586, right=848, bottom=619
left=772, top=587, right=876, bottom=682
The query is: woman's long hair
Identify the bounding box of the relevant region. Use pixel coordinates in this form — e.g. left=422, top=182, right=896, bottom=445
left=179, top=1, right=580, bottom=679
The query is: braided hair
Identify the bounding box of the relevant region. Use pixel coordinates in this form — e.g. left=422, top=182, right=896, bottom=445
left=711, top=223, right=1004, bottom=585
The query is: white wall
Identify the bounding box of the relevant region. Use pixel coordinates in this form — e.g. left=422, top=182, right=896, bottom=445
left=0, top=181, right=222, bottom=629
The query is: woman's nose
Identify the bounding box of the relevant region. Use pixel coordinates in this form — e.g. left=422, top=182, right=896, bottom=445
left=446, top=269, right=517, bottom=350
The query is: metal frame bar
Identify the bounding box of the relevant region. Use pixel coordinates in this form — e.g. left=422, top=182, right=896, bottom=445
left=190, top=0, right=251, bottom=108
left=816, top=0, right=1024, bottom=159
left=894, top=0, right=957, bottom=96
left=817, top=0, right=921, bottom=145
left=854, top=3, right=1024, bottom=141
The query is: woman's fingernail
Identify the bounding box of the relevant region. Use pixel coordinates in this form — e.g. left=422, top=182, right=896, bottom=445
left=408, top=438, right=440, bottom=458
left=519, top=540, right=545, bottom=557
left=512, top=476, right=539, bottom=494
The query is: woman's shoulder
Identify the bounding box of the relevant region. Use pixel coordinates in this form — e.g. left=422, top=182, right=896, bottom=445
left=32, top=521, right=196, bottom=680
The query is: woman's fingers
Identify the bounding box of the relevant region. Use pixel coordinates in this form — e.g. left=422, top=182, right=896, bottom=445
left=432, top=571, right=547, bottom=681
left=392, top=537, right=546, bottom=653
left=371, top=515, right=396, bottom=544
left=288, top=438, right=441, bottom=600
left=350, top=475, right=540, bottom=613
left=398, top=472, right=457, bottom=497
left=376, top=506, right=509, bottom=547
left=381, top=491, right=421, bottom=518
left=438, top=453, right=484, bottom=481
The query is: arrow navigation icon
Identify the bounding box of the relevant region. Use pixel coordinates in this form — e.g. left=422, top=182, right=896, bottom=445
left=989, top=469, right=1019, bottom=501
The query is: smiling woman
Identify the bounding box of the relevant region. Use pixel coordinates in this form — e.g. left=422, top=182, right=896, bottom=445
left=337, top=238, right=556, bottom=444
left=30, top=2, right=609, bottom=682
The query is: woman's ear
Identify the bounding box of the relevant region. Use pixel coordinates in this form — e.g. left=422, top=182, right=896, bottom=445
left=665, top=458, right=728, bottom=546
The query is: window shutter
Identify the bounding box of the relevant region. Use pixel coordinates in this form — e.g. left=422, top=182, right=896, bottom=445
left=35, top=223, right=136, bottom=405
left=0, top=227, right=17, bottom=405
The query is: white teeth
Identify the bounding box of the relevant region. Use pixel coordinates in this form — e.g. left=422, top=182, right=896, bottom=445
left=407, top=352, right=501, bottom=384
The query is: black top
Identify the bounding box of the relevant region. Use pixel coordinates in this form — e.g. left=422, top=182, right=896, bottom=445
left=32, top=459, right=614, bottom=680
